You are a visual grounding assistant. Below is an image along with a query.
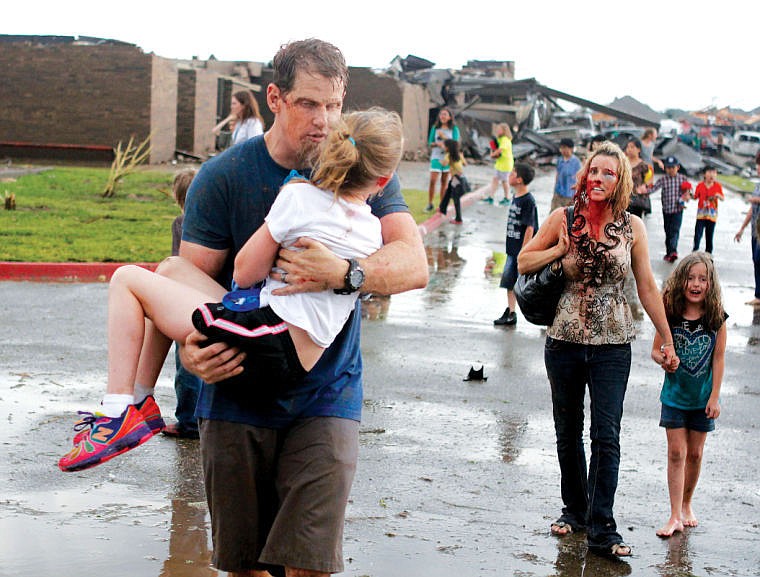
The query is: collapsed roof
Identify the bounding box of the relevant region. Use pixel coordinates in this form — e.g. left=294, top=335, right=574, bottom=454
left=389, top=55, right=660, bottom=161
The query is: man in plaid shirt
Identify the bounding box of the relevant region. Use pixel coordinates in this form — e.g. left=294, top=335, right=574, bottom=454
left=650, top=155, right=692, bottom=262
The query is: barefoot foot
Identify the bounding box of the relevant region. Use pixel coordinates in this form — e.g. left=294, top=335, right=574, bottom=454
left=656, top=518, right=684, bottom=537
left=681, top=507, right=699, bottom=527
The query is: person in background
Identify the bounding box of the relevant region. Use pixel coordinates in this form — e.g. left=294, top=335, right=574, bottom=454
left=691, top=167, right=724, bottom=254
left=551, top=138, right=581, bottom=212
left=624, top=137, right=653, bottom=218
left=213, top=90, right=266, bottom=147
left=734, top=151, right=760, bottom=306
left=641, top=127, right=664, bottom=171
left=588, top=133, right=608, bottom=153
left=482, top=122, right=514, bottom=205
left=651, top=156, right=692, bottom=262
left=518, top=141, right=678, bottom=559
left=493, top=162, right=537, bottom=326
left=230, top=90, right=265, bottom=145
left=652, top=252, right=727, bottom=538
left=426, top=107, right=459, bottom=211
left=438, top=138, right=467, bottom=224
left=164, top=168, right=202, bottom=439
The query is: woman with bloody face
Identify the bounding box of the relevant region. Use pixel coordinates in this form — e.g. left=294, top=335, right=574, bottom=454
left=517, top=141, right=678, bottom=558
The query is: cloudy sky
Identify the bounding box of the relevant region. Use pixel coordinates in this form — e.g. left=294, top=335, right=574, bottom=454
left=3, top=0, right=756, bottom=113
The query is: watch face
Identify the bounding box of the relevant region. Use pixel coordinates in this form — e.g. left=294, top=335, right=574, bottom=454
left=349, top=268, right=364, bottom=289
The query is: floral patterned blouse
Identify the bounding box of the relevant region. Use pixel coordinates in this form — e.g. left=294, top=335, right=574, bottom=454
left=547, top=210, right=636, bottom=345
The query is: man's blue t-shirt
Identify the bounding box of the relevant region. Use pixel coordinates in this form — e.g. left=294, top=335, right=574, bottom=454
left=182, top=136, right=409, bottom=428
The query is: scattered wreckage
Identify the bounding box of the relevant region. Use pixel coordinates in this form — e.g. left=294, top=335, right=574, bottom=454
left=391, top=55, right=752, bottom=176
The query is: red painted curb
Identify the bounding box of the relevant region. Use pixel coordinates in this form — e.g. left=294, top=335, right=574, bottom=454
left=417, top=190, right=482, bottom=235
left=0, top=262, right=158, bottom=283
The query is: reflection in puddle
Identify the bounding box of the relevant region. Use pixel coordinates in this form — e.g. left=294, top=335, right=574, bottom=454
left=655, top=532, right=692, bottom=577
left=553, top=536, right=633, bottom=577
left=160, top=441, right=216, bottom=577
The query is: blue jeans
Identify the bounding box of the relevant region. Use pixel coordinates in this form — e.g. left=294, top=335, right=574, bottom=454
left=544, top=337, right=631, bottom=549
left=753, top=235, right=760, bottom=299
left=663, top=211, right=683, bottom=255
left=174, top=345, right=201, bottom=433
left=693, top=219, right=716, bottom=253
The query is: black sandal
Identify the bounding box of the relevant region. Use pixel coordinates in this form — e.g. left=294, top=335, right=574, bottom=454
left=589, top=542, right=632, bottom=558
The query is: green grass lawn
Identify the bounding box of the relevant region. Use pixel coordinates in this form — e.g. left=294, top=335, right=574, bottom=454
left=717, top=174, right=756, bottom=194
left=1, top=166, right=433, bottom=263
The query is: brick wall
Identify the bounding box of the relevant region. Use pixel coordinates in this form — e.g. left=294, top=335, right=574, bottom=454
left=149, top=56, right=178, bottom=163
left=0, top=41, right=153, bottom=150
left=176, top=69, right=196, bottom=153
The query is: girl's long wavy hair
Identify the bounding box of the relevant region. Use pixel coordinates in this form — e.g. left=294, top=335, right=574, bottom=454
left=662, top=252, right=725, bottom=331
left=573, top=141, right=632, bottom=219
left=310, top=107, right=403, bottom=198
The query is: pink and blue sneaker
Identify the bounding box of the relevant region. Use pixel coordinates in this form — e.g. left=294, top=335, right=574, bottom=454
left=59, top=404, right=155, bottom=472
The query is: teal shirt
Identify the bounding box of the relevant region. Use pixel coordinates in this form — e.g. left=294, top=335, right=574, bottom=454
left=660, top=314, right=725, bottom=410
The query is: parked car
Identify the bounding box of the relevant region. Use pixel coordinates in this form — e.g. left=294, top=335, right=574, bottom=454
left=731, top=131, right=760, bottom=158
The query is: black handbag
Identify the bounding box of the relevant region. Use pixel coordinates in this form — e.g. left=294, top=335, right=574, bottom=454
left=628, top=192, right=651, bottom=213
left=514, top=207, right=573, bottom=326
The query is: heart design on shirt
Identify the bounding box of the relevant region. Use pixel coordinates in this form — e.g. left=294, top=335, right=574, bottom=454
left=674, top=330, right=713, bottom=377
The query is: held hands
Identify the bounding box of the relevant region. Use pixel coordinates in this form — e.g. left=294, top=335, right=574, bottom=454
left=652, top=342, right=680, bottom=373
left=273, top=237, right=346, bottom=296
left=179, top=330, right=245, bottom=384
left=705, top=397, right=721, bottom=419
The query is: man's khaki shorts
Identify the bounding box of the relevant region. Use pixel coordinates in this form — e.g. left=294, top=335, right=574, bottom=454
left=200, top=416, right=359, bottom=574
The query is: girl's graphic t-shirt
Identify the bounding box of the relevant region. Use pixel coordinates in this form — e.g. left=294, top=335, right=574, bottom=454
left=661, top=313, right=727, bottom=410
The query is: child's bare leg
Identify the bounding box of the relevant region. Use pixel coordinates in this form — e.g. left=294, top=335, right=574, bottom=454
left=439, top=172, right=450, bottom=203
left=428, top=173, right=440, bottom=205
left=681, top=429, right=707, bottom=527
left=107, top=265, right=223, bottom=396
left=132, top=257, right=227, bottom=387
left=657, top=428, right=686, bottom=537
left=502, top=180, right=511, bottom=201
left=507, top=289, right=517, bottom=313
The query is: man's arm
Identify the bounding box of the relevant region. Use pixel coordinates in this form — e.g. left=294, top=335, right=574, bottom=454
left=361, top=211, right=428, bottom=294
left=274, top=211, right=428, bottom=296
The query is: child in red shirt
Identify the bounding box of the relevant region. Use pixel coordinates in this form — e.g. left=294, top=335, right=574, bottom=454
left=692, top=167, right=724, bottom=254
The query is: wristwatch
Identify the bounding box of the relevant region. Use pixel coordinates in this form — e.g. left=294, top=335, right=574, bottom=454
left=334, top=258, right=365, bottom=294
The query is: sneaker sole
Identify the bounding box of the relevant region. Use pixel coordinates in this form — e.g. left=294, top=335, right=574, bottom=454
left=60, top=428, right=154, bottom=472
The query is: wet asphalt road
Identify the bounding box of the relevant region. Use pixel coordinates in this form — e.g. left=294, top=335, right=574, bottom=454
left=1, top=161, right=760, bottom=576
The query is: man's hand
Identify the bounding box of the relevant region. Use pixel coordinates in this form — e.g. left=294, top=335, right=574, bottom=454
left=180, top=330, right=246, bottom=384
left=273, top=237, right=348, bottom=295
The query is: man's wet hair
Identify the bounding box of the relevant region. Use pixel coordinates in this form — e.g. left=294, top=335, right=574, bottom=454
left=272, top=38, right=348, bottom=94
left=513, top=162, right=535, bottom=185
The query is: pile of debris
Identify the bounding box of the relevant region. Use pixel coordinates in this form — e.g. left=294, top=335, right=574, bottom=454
left=388, top=55, right=756, bottom=176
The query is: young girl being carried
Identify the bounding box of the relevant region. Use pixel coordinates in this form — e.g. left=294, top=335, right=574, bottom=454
left=58, top=108, right=403, bottom=472
left=652, top=251, right=727, bottom=537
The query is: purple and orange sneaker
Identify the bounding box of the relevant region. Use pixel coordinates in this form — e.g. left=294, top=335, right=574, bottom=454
left=59, top=405, right=154, bottom=472
left=71, top=395, right=165, bottom=445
